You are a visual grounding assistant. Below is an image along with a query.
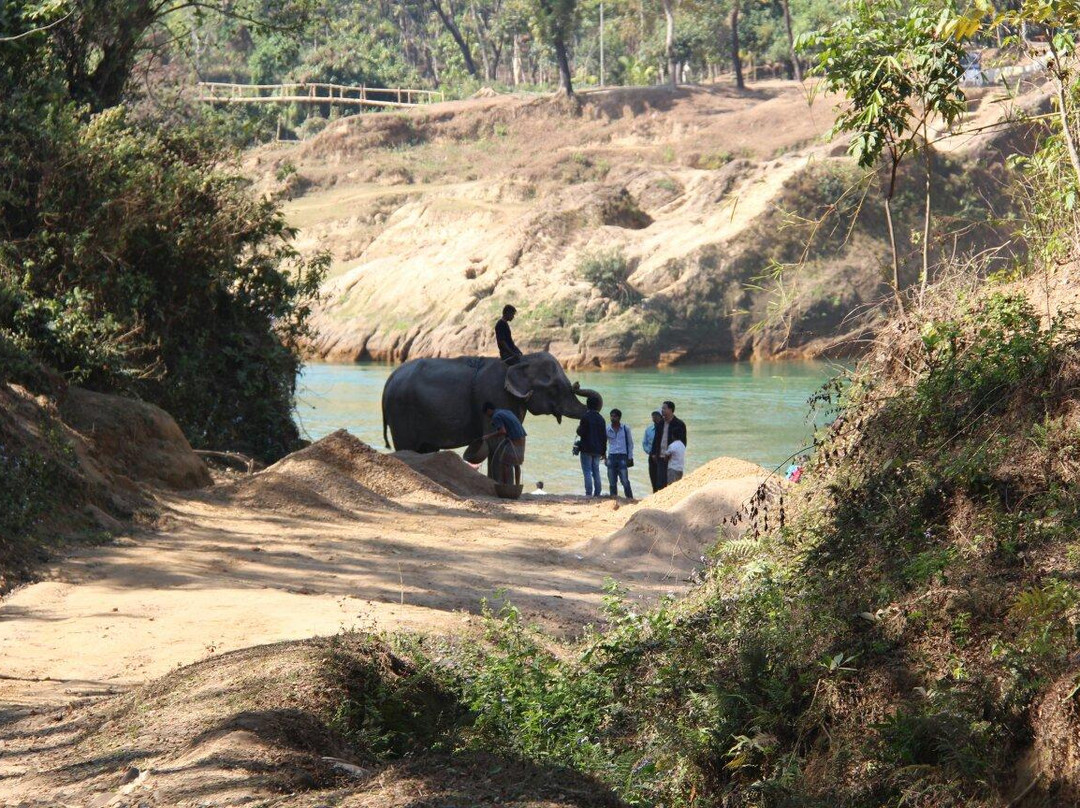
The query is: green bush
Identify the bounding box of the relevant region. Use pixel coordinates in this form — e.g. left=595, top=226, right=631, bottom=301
left=577, top=248, right=640, bottom=306
left=1, top=103, right=328, bottom=461
left=321, top=635, right=464, bottom=761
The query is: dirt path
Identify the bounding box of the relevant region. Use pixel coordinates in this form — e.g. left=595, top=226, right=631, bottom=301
left=0, top=490, right=668, bottom=711
left=0, top=437, right=769, bottom=806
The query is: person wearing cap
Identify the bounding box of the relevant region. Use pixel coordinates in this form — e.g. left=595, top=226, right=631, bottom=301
left=642, top=409, right=663, bottom=493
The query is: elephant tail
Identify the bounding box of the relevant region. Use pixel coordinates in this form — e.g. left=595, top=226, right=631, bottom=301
left=383, top=414, right=391, bottom=450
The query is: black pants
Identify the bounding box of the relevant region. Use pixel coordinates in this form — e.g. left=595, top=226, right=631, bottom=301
left=648, top=455, right=668, bottom=492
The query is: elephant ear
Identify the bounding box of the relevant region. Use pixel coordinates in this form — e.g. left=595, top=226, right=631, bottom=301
left=505, top=354, right=557, bottom=399
left=504, top=362, right=531, bottom=399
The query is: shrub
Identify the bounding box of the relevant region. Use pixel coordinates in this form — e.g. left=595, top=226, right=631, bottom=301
left=0, top=105, right=328, bottom=461
left=577, top=248, right=640, bottom=306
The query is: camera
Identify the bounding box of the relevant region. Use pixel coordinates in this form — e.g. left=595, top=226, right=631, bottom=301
left=572, top=439, right=581, bottom=456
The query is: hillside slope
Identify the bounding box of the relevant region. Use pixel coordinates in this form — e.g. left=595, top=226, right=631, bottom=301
left=250, top=82, right=1024, bottom=367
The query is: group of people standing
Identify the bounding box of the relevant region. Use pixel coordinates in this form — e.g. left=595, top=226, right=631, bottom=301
left=490, top=304, right=689, bottom=498
left=576, top=397, right=687, bottom=499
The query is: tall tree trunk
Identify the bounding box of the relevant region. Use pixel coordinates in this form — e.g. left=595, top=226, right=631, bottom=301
left=1049, top=33, right=1080, bottom=192
left=638, top=0, right=646, bottom=51
left=512, top=35, right=523, bottom=85
left=730, top=0, right=744, bottom=90
left=781, top=0, right=801, bottom=82
left=428, top=0, right=479, bottom=77
left=884, top=153, right=905, bottom=313
left=921, top=126, right=932, bottom=302
left=469, top=1, right=492, bottom=80
left=662, top=0, right=676, bottom=87
left=553, top=32, right=574, bottom=96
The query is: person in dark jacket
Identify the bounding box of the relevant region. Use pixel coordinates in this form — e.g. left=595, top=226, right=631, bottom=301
left=576, top=395, right=607, bottom=497
left=495, top=304, right=523, bottom=364
left=649, top=399, right=687, bottom=490
left=643, top=409, right=663, bottom=493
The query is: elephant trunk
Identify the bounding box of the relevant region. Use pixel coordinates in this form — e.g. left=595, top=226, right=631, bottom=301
left=572, top=382, right=603, bottom=411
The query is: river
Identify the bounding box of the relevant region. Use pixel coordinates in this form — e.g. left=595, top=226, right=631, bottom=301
left=295, top=361, right=843, bottom=494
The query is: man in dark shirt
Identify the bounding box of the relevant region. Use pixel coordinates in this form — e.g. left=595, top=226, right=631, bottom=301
left=649, top=399, right=687, bottom=490
left=495, top=304, right=523, bottom=364
left=576, top=395, right=607, bottom=497
left=482, top=401, right=527, bottom=483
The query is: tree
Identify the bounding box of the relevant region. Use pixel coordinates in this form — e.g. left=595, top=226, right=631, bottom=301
left=0, top=0, right=329, bottom=461
left=531, top=0, right=579, bottom=95
left=1006, top=0, right=1080, bottom=190
left=800, top=0, right=968, bottom=305
left=25, top=0, right=315, bottom=112
left=781, top=0, right=801, bottom=81
left=730, top=0, right=744, bottom=89
left=428, top=0, right=481, bottom=77
left=661, top=0, right=676, bottom=85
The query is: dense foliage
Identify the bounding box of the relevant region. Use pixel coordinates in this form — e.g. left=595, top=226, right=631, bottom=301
left=148, top=0, right=849, bottom=112
left=1, top=3, right=327, bottom=460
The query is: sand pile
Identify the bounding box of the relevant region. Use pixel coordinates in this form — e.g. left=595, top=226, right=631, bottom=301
left=392, top=450, right=498, bottom=497
left=641, top=455, right=769, bottom=510
left=580, top=456, right=771, bottom=580
left=60, top=386, right=212, bottom=491
left=213, top=430, right=462, bottom=518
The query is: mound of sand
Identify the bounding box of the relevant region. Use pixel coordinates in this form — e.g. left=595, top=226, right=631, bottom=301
left=580, top=456, right=771, bottom=580
left=2, top=637, right=621, bottom=807
left=392, top=450, right=498, bottom=497
left=642, top=455, right=768, bottom=510
left=213, top=430, right=462, bottom=517
left=59, top=386, right=212, bottom=491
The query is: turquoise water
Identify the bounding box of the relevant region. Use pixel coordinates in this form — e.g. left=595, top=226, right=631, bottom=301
left=295, top=361, right=843, bottom=494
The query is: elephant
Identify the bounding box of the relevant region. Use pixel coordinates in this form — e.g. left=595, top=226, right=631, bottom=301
left=382, top=351, right=602, bottom=453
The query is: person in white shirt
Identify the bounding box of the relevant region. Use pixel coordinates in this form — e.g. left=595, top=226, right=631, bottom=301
left=605, top=408, right=633, bottom=498
left=532, top=480, right=549, bottom=495
left=665, top=439, right=686, bottom=483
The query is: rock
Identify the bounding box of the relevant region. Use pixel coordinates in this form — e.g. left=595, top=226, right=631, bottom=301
left=321, top=756, right=370, bottom=778
left=59, top=388, right=212, bottom=490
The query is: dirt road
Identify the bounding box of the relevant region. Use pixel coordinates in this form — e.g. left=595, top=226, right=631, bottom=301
left=0, top=435, right=767, bottom=806
left=0, top=491, right=660, bottom=709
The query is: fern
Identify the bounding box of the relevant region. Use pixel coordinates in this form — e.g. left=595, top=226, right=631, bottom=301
left=717, top=537, right=763, bottom=561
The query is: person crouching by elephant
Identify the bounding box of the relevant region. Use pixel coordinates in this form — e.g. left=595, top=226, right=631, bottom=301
left=576, top=395, right=607, bottom=497
left=481, top=402, right=526, bottom=483
left=605, top=408, right=633, bottom=499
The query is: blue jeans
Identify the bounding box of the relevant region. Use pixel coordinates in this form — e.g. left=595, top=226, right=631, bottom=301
left=580, top=453, right=602, bottom=496
left=607, top=454, right=633, bottom=498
